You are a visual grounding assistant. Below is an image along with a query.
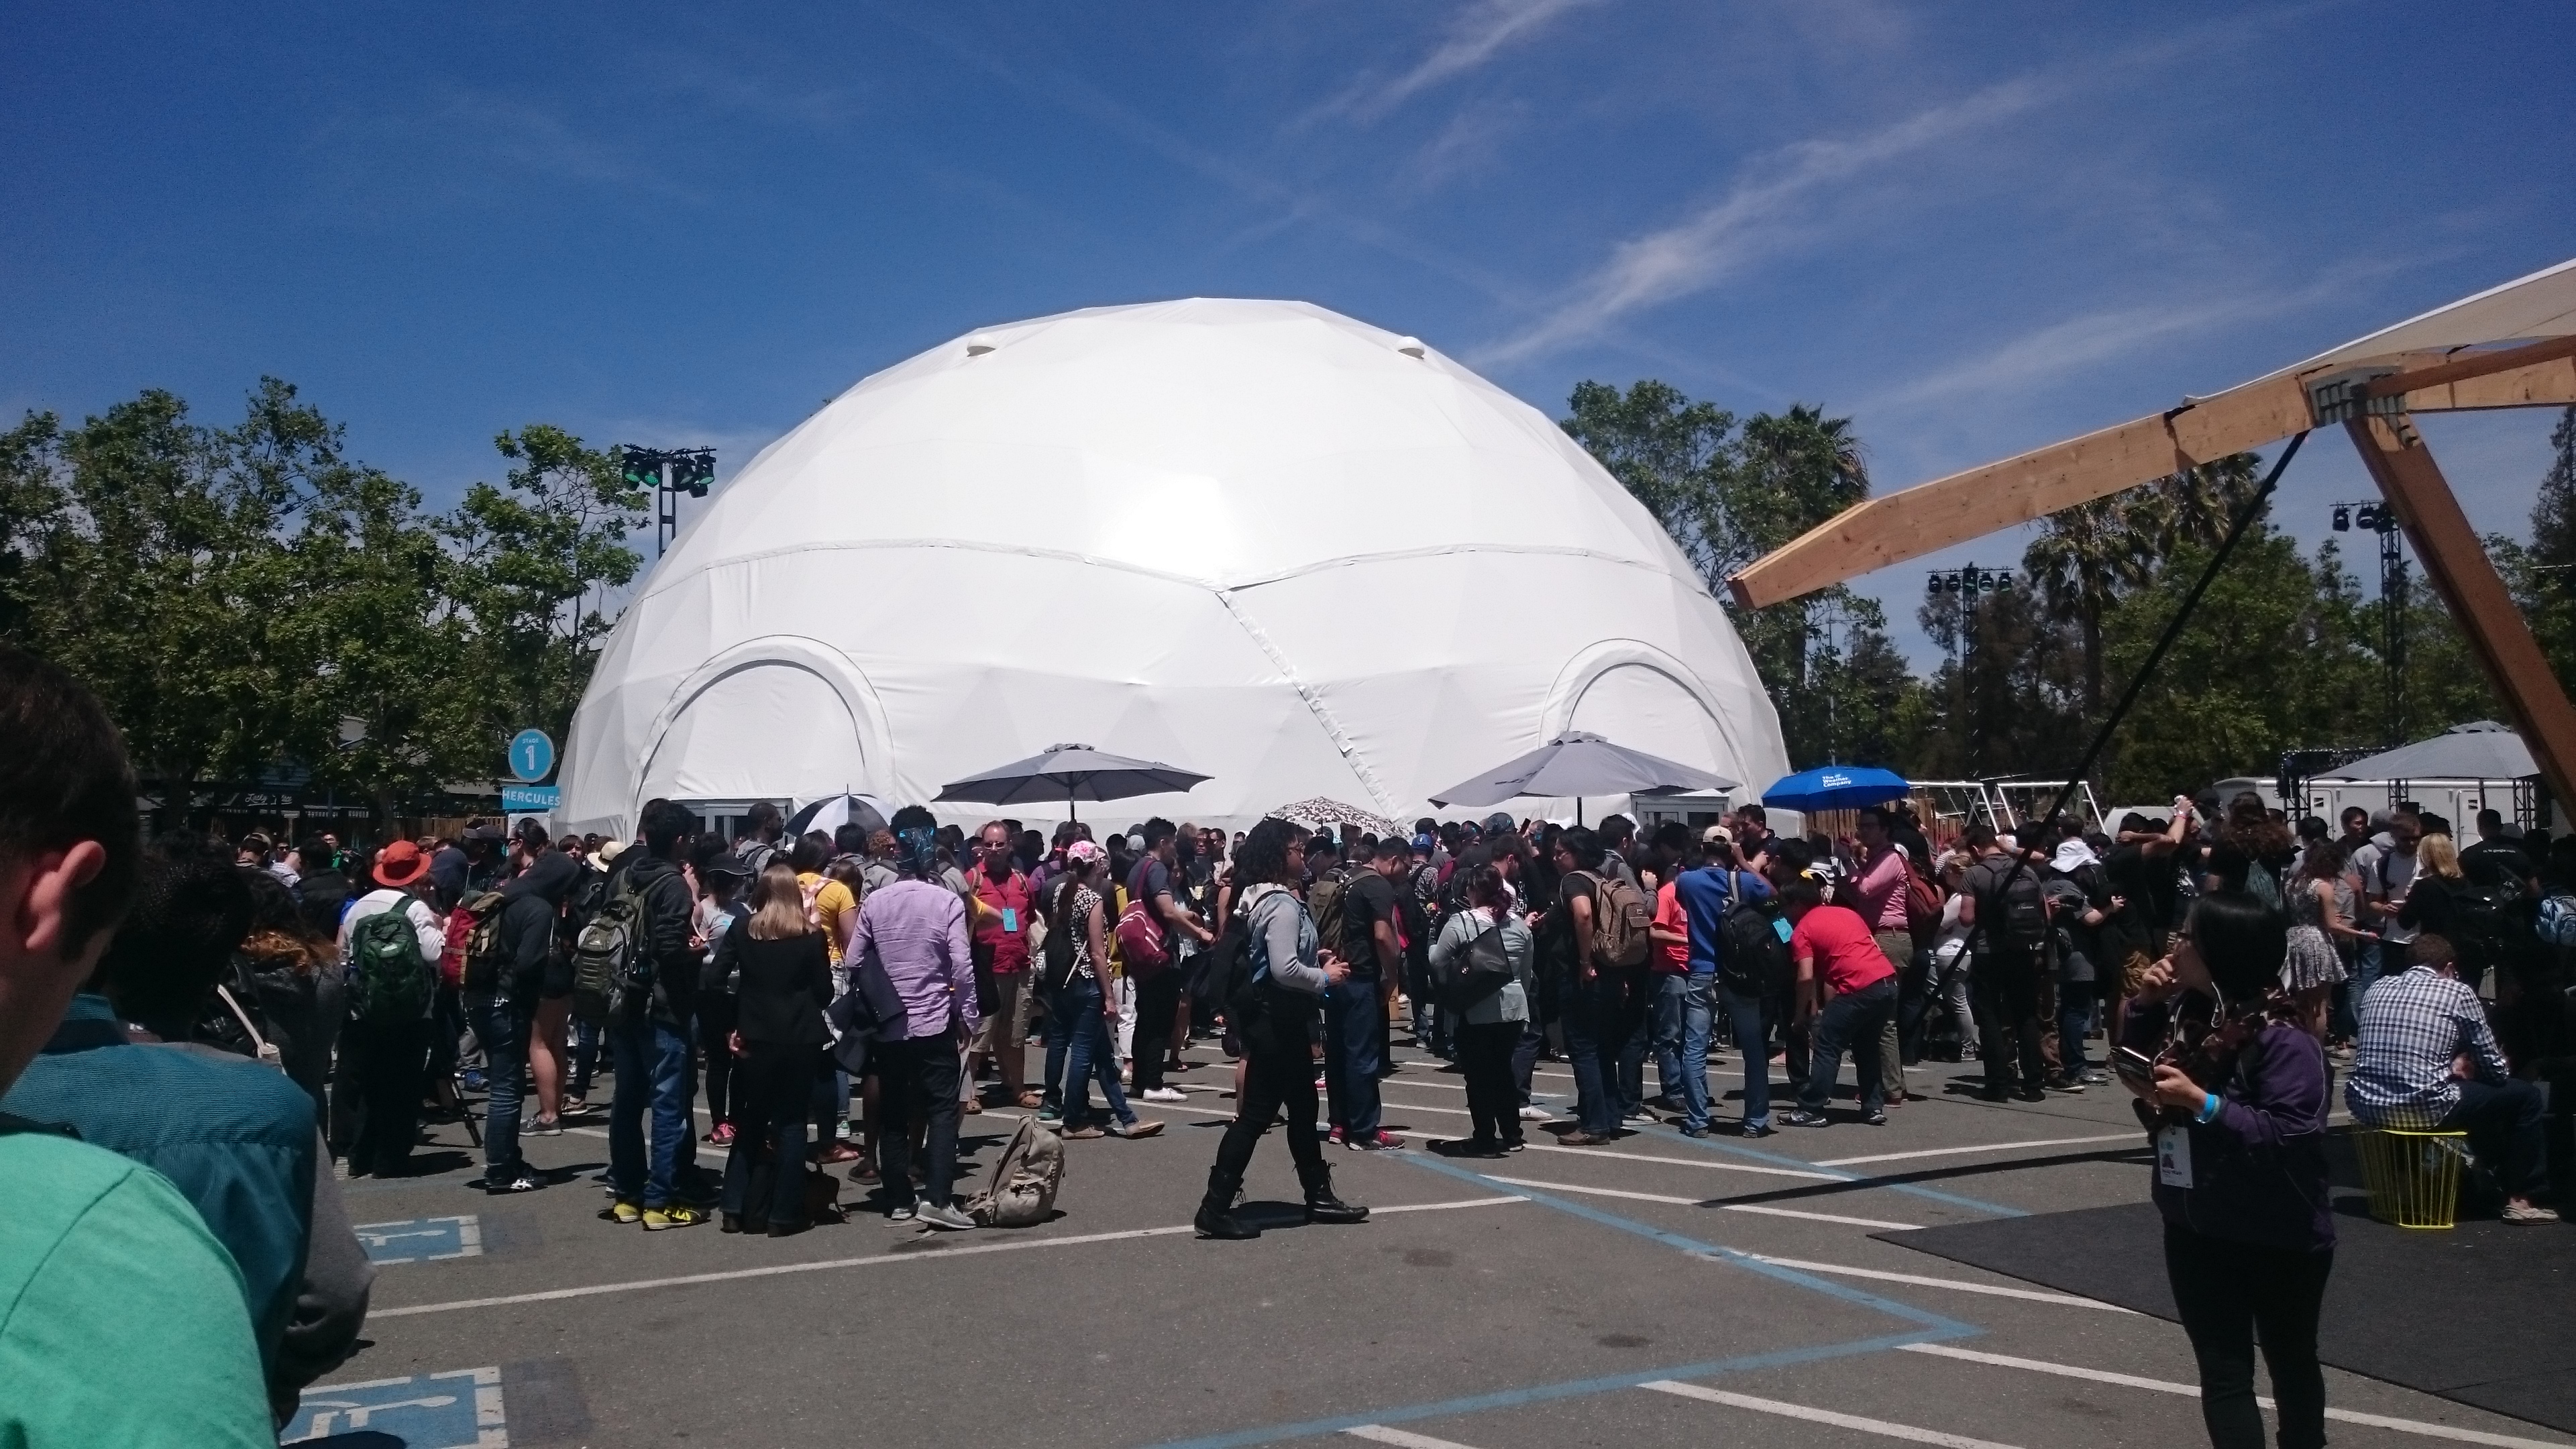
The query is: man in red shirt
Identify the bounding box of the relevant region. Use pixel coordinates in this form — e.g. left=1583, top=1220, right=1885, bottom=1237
left=967, top=822, right=1038, bottom=1109
left=1779, top=873, right=1897, bottom=1128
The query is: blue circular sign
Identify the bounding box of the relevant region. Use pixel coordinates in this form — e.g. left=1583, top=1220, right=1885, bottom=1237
left=508, top=729, right=556, bottom=784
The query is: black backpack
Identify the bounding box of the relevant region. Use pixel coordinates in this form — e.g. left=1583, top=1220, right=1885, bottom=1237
left=2451, top=877, right=2534, bottom=977
left=1436, top=912, right=1514, bottom=1011
left=1192, top=898, right=1254, bottom=1020
left=1716, top=872, right=1788, bottom=997
left=1040, top=879, right=1082, bottom=994
left=1974, top=860, right=2050, bottom=956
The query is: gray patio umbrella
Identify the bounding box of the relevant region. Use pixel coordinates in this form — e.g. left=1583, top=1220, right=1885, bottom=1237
left=1428, top=731, right=1738, bottom=824
left=934, top=743, right=1209, bottom=822
left=2314, top=721, right=2538, bottom=782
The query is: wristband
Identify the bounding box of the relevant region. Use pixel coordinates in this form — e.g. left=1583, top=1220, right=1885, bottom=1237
left=2198, top=1092, right=2221, bottom=1124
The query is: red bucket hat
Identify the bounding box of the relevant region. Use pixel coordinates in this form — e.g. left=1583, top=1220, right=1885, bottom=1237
left=373, top=839, right=431, bottom=890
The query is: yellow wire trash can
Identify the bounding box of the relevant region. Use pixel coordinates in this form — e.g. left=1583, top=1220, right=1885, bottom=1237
left=2354, top=1128, right=2469, bottom=1229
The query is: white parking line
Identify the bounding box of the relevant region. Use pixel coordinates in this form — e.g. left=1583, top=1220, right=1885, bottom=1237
left=1345, top=1428, right=1485, bottom=1449
left=1640, top=1379, right=2021, bottom=1448
left=1744, top=1256, right=2136, bottom=1311
left=1814, top=1133, right=2140, bottom=1167
left=1481, top=1175, right=1923, bottom=1231
left=1898, top=1344, right=2575, bottom=1449
left=370, top=1195, right=1527, bottom=1318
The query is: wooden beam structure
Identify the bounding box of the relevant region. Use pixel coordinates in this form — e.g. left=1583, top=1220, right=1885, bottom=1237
left=1727, top=349, right=2576, bottom=608
left=2345, top=415, right=2576, bottom=814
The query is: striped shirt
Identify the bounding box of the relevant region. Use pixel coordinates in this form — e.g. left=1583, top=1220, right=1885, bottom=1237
left=2343, top=964, right=2508, bottom=1129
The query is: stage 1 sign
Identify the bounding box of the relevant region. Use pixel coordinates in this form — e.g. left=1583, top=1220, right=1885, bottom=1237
left=508, top=729, right=555, bottom=784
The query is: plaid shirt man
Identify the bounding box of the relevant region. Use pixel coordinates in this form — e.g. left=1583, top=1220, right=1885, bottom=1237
left=2344, top=963, right=2510, bottom=1129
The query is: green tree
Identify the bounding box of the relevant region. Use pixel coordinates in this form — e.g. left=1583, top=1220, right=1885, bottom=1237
left=2094, top=523, right=2381, bottom=800
left=0, top=390, right=293, bottom=823
left=2506, top=405, right=2576, bottom=694
left=1562, top=382, right=1901, bottom=769
left=439, top=426, right=650, bottom=763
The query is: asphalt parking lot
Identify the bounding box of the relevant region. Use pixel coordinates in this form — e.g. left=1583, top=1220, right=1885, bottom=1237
left=295, top=1043, right=2573, bottom=1449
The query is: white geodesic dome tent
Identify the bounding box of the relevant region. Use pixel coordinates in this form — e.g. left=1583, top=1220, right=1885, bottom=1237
left=558, top=299, right=1788, bottom=837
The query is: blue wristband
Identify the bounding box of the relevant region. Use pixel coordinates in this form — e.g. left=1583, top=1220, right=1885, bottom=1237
left=2198, top=1092, right=2221, bottom=1124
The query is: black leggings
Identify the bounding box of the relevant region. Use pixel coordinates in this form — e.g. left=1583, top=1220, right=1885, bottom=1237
left=2163, top=1222, right=2332, bottom=1449
left=1211, top=1016, right=1328, bottom=1196
left=1456, top=1019, right=1521, bottom=1146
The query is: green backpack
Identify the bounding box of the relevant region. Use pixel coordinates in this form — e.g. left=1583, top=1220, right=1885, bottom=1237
left=348, top=906, right=433, bottom=1024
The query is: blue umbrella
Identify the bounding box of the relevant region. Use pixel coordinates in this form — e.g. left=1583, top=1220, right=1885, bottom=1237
left=1762, top=765, right=1909, bottom=812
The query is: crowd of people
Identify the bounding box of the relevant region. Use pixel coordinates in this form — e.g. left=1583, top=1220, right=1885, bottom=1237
left=9, top=631, right=2575, bottom=1447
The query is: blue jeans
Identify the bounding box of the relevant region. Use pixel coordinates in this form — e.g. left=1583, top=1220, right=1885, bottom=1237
left=1617, top=979, right=1650, bottom=1116
left=1802, top=976, right=1898, bottom=1114
left=1652, top=973, right=1716, bottom=1129
left=1717, top=980, right=1773, bottom=1128
left=1559, top=971, right=1629, bottom=1134
left=609, top=1013, right=693, bottom=1209
left=2057, top=978, right=2098, bottom=1072
left=467, top=994, right=531, bottom=1176
left=1057, top=977, right=1134, bottom=1129
left=1325, top=977, right=1385, bottom=1136
left=571, top=1014, right=599, bottom=1097
left=2335, top=939, right=2384, bottom=1040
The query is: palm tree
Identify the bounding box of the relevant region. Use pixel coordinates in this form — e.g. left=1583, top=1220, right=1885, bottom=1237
left=2023, top=496, right=2153, bottom=718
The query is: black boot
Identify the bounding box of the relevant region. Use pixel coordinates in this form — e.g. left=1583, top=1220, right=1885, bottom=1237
left=1302, top=1166, right=1368, bottom=1226
left=1195, top=1167, right=1258, bottom=1240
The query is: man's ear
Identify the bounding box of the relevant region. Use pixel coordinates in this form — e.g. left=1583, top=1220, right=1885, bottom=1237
left=12, top=842, right=107, bottom=961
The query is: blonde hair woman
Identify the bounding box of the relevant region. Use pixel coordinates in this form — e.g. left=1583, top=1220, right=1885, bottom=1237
left=718, top=862, right=835, bottom=1236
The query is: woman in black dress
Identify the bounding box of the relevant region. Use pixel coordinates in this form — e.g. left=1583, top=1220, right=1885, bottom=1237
left=720, top=861, right=835, bottom=1236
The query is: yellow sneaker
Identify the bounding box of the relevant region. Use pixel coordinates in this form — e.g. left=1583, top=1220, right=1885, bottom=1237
left=600, top=1199, right=642, bottom=1225
left=642, top=1204, right=707, bottom=1231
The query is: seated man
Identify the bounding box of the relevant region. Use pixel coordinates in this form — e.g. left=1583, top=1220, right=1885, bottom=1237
left=0, top=645, right=274, bottom=1445
left=2346, top=932, right=2557, bottom=1224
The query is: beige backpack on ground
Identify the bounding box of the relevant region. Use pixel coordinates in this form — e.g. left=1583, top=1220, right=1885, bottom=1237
left=968, top=1115, right=1065, bottom=1228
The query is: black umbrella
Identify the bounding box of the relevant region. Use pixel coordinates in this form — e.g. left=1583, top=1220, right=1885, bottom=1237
left=934, top=743, right=1209, bottom=822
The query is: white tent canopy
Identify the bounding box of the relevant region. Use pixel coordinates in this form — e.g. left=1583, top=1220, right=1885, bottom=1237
left=559, top=299, right=1788, bottom=837
left=2285, top=254, right=2576, bottom=374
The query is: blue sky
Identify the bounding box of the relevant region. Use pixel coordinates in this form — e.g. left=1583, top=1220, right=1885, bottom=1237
left=6, top=1, right=2571, bottom=665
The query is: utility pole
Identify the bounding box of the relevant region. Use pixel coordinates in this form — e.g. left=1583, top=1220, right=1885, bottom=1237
left=620, top=446, right=718, bottom=557
left=1927, top=564, right=2012, bottom=774
left=2330, top=500, right=2409, bottom=747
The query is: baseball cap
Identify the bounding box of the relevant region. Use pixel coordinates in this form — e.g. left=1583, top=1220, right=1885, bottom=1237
left=1066, top=839, right=1104, bottom=863
left=1701, top=824, right=1734, bottom=845
left=1483, top=812, right=1517, bottom=835
left=1412, top=832, right=1436, bottom=853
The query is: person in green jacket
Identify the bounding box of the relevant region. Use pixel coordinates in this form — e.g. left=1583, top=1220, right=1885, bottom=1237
left=0, top=645, right=274, bottom=1447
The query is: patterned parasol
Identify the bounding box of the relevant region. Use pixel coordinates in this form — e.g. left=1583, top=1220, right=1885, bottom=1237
left=1267, top=798, right=1397, bottom=837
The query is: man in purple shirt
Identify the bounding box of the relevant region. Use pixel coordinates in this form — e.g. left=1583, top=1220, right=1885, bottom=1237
left=849, top=824, right=979, bottom=1230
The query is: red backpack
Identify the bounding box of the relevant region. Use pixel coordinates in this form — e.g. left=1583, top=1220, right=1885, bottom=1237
left=1115, top=859, right=1172, bottom=976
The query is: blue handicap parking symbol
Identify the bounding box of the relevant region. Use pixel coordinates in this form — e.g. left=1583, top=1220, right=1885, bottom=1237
left=284, top=1365, right=504, bottom=1446
left=352, top=1214, right=482, bottom=1266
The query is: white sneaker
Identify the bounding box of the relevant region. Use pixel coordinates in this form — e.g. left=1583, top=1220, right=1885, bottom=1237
left=914, top=1201, right=975, bottom=1231
left=1517, top=1105, right=1550, bottom=1121
left=1143, top=1087, right=1188, bottom=1104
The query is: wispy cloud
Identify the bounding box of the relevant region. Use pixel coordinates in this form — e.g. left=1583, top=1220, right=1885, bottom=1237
left=1861, top=251, right=2448, bottom=417
left=875, top=6, right=1530, bottom=305
left=1472, top=74, right=2056, bottom=366
left=1301, top=0, right=1607, bottom=127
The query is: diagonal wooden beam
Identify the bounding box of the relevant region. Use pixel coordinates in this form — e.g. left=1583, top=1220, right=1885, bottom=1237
left=1727, top=351, right=2576, bottom=608
left=2347, top=415, right=2576, bottom=814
